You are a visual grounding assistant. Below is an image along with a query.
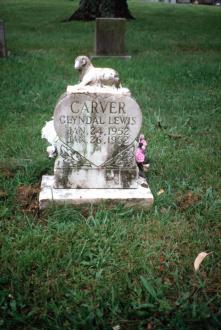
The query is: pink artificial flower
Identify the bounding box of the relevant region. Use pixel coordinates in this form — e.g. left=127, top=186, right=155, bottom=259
left=135, top=148, right=145, bottom=163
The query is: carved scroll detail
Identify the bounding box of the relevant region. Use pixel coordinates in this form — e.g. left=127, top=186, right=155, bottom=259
left=59, top=142, right=136, bottom=169
left=102, top=143, right=136, bottom=168
left=60, top=144, right=93, bottom=168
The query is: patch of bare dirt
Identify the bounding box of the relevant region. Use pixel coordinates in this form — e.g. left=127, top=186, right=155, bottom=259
left=177, top=192, right=201, bottom=210
left=0, top=167, right=15, bottom=178
left=16, top=184, right=40, bottom=214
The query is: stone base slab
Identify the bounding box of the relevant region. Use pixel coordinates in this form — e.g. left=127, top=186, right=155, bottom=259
left=39, top=175, right=154, bottom=210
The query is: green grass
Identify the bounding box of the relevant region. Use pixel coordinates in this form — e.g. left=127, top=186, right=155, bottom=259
left=0, top=0, right=221, bottom=329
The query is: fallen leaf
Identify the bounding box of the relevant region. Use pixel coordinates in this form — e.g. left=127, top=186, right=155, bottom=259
left=194, top=252, right=212, bottom=271
left=157, top=189, right=165, bottom=196
left=147, top=322, right=152, bottom=330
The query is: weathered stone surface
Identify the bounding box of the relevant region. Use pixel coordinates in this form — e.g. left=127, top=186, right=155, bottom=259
left=39, top=175, right=154, bottom=210
left=53, top=88, right=142, bottom=189
left=0, top=21, right=7, bottom=58
left=54, top=90, right=141, bottom=167
left=40, top=56, right=154, bottom=208
left=95, top=18, right=126, bottom=56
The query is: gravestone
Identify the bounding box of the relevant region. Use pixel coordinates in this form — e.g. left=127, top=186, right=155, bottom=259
left=177, top=0, right=191, bottom=3
left=94, top=18, right=130, bottom=59
left=0, top=21, right=7, bottom=58
left=39, top=56, right=153, bottom=209
left=53, top=91, right=141, bottom=189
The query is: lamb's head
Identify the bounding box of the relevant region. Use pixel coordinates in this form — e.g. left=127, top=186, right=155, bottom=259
left=74, top=55, right=91, bottom=72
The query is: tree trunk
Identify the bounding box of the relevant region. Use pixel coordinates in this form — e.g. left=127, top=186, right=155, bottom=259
left=68, top=0, right=134, bottom=21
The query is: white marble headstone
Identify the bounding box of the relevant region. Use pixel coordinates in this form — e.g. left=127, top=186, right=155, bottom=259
left=39, top=56, right=154, bottom=209
left=53, top=88, right=142, bottom=189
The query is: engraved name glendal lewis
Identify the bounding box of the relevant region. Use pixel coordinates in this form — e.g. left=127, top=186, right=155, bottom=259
left=59, top=98, right=135, bottom=144
left=54, top=92, right=142, bottom=166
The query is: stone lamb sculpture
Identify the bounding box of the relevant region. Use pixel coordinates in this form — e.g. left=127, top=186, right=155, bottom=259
left=74, top=55, right=121, bottom=89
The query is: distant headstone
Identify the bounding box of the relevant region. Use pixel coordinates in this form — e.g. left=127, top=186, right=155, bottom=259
left=39, top=56, right=153, bottom=208
left=94, top=18, right=130, bottom=58
left=0, top=21, right=7, bottom=58
left=177, top=0, right=191, bottom=3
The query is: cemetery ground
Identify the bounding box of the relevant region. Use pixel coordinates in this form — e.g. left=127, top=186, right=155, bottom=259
left=0, top=0, right=221, bottom=329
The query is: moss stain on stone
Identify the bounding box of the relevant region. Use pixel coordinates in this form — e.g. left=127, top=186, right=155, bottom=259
left=55, top=161, right=72, bottom=188
left=121, top=168, right=137, bottom=188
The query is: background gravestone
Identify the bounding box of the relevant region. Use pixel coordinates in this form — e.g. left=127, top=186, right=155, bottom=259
left=0, top=20, right=7, bottom=58
left=94, top=18, right=130, bottom=58
left=177, top=0, right=191, bottom=3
